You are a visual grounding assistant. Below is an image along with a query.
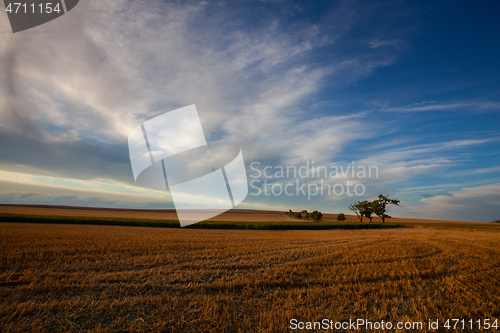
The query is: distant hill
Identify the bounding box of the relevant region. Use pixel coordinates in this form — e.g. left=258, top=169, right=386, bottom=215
left=1, top=204, right=500, bottom=228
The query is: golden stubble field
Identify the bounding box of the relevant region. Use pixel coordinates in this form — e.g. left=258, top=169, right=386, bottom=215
left=1, top=223, right=499, bottom=332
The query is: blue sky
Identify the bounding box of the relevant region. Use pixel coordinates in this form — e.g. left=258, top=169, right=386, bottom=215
left=0, top=0, right=499, bottom=221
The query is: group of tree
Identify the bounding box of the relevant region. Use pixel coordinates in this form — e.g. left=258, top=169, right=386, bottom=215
left=349, top=194, right=400, bottom=223
left=288, top=209, right=323, bottom=222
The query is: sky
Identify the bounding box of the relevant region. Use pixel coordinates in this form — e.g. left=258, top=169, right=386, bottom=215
left=0, top=0, right=499, bottom=222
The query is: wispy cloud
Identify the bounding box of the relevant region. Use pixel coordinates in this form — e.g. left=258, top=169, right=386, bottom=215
left=382, top=100, right=500, bottom=112
left=405, top=183, right=500, bottom=222
left=0, top=0, right=398, bottom=179
left=369, top=40, right=402, bottom=49
left=0, top=170, right=173, bottom=208
left=443, top=166, right=500, bottom=178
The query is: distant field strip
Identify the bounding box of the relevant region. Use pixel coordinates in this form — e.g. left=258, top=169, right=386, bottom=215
left=0, top=224, right=499, bottom=332
left=0, top=213, right=404, bottom=230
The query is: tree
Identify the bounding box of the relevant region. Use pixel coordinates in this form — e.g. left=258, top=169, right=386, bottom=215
left=296, top=210, right=309, bottom=219
left=349, top=202, right=362, bottom=222
left=364, top=202, right=375, bottom=222
left=310, top=210, right=323, bottom=222
left=372, top=194, right=400, bottom=223
left=349, top=200, right=371, bottom=223
left=337, top=213, right=346, bottom=222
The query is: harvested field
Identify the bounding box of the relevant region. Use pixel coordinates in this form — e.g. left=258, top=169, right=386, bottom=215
left=1, top=222, right=499, bottom=332
left=0, top=205, right=295, bottom=222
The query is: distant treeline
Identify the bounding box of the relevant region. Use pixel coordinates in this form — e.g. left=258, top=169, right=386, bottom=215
left=288, top=210, right=323, bottom=221
left=0, top=213, right=405, bottom=230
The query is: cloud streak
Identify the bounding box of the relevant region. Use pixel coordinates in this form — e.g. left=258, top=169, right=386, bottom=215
left=383, top=101, right=500, bottom=112
left=405, top=183, right=500, bottom=222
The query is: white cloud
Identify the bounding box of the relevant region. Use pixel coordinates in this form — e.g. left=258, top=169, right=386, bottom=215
left=0, top=0, right=401, bottom=187
left=0, top=169, right=173, bottom=208
left=405, top=183, right=500, bottom=222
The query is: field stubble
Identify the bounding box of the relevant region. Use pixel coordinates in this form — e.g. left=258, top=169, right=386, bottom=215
left=0, top=223, right=499, bottom=332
